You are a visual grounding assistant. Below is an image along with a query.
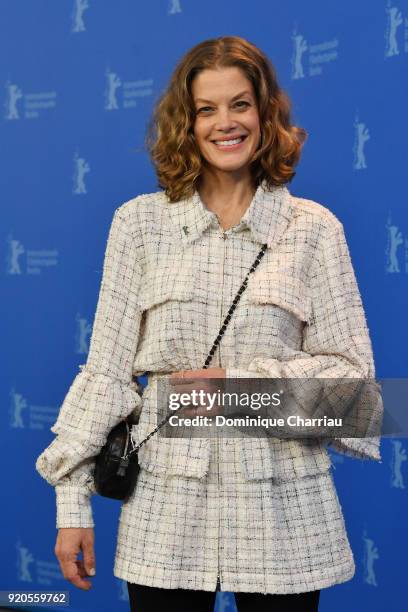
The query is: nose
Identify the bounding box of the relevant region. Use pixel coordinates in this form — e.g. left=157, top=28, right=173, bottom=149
left=213, top=108, right=239, bottom=132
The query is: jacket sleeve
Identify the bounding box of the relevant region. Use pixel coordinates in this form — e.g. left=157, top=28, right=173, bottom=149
left=35, top=207, right=144, bottom=528
left=226, top=220, right=383, bottom=462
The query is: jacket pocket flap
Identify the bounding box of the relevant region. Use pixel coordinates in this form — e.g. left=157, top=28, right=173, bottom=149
left=247, top=269, right=311, bottom=324
left=131, top=422, right=211, bottom=479
left=138, top=266, right=194, bottom=311
left=239, top=437, right=332, bottom=482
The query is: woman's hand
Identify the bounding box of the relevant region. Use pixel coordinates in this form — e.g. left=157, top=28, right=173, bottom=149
left=170, top=367, right=226, bottom=418
left=55, top=528, right=96, bottom=591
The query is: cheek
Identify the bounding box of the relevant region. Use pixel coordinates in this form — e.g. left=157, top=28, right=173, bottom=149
left=245, top=109, right=260, bottom=129
left=249, top=117, right=261, bottom=133
left=193, top=120, right=207, bottom=140
left=194, top=130, right=209, bottom=151
left=195, top=131, right=214, bottom=156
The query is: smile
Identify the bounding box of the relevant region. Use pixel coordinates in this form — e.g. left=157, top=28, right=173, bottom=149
left=212, top=135, right=248, bottom=150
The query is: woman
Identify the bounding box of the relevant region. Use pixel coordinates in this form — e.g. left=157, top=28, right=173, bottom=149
left=35, top=36, right=382, bottom=611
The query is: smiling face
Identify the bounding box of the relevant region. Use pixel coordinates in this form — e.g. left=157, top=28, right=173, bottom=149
left=191, top=67, right=261, bottom=181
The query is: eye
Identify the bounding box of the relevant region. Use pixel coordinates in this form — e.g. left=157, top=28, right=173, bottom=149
left=196, top=100, right=250, bottom=113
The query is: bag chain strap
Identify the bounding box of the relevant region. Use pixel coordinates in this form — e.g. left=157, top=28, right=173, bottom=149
left=122, top=243, right=268, bottom=461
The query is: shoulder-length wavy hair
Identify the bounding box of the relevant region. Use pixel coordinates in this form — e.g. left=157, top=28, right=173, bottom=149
left=145, top=36, right=307, bottom=202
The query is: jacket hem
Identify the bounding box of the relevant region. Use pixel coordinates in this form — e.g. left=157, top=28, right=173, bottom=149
left=114, top=559, right=216, bottom=591
left=113, top=556, right=355, bottom=594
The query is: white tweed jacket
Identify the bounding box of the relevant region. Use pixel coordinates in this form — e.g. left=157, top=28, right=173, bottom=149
left=35, top=179, right=383, bottom=594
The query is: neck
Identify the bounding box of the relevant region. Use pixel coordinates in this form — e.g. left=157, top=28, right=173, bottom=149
left=197, top=172, right=258, bottom=231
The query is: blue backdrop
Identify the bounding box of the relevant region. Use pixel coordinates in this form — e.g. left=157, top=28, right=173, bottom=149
left=2, top=1, right=407, bottom=611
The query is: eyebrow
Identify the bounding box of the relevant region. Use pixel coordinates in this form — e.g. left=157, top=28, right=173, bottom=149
left=194, top=90, right=252, bottom=104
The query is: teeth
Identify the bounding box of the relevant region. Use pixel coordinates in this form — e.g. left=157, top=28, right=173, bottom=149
left=214, top=137, right=244, bottom=146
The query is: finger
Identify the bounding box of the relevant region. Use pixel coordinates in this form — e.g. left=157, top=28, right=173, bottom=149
left=170, top=370, right=188, bottom=378
left=77, top=559, right=95, bottom=579
left=168, top=385, right=203, bottom=406
left=169, top=381, right=197, bottom=392
left=169, top=377, right=199, bottom=388
left=181, top=399, right=222, bottom=417
left=170, top=379, right=214, bottom=394
left=190, top=368, right=224, bottom=379
left=194, top=406, right=223, bottom=418
left=182, top=408, right=208, bottom=418
left=60, top=559, right=92, bottom=590
left=82, top=538, right=96, bottom=577
left=168, top=381, right=219, bottom=418
left=175, top=382, right=218, bottom=404
left=169, top=370, right=197, bottom=381
left=76, top=560, right=87, bottom=578
left=169, top=369, right=207, bottom=383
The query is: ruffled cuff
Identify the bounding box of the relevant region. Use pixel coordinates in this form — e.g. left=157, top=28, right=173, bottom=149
left=55, top=484, right=94, bottom=528
left=36, top=366, right=143, bottom=488
left=327, top=437, right=382, bottom=462
left=50, top=366, right=143, bottom=443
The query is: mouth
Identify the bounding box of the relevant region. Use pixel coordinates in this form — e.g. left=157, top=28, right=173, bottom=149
left=211, top=134, right=248, bottom=150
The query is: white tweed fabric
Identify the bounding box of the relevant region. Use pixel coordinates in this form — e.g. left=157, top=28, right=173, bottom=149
left=35, top=179, right=383, bottom=594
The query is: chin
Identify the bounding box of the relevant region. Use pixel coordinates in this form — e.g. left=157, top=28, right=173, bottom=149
left=209, top=160, right=253, bottom=172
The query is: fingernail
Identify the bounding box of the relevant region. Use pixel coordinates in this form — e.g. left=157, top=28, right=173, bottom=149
left=89, top=568, right=96, bottom=576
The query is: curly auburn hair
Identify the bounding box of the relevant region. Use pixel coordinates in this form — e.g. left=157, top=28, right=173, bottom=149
left=145, top=36, right=307, bottom=203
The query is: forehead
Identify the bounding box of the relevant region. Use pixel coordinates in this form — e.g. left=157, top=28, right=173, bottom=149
left=191, top=67, right=254, bottom=101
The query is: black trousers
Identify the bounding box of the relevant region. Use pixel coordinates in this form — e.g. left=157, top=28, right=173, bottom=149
left=127, top=582, right=320, bottom=611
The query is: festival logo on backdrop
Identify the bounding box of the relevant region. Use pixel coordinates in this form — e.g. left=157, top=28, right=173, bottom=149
left=353, top=112, right=370, bottom=170
left=4, top=80, right=56, bottom=120
left=385, top=213, right=407, bottom=273
left=390, top=440, right=407, bottom=488
left=5, top=233, right=59, bottom=275
left=104, top=67, right=153, bottom=111
left=384, top=0, right=407, bottom=57
left=4, top=81, right=23, bottom=119
left=16, top=539, right=64, bottom=586
left=75, top=313, right=92, bottom=354
left=362, top=530, right=380, bottom=587
left=9, top=388, right=59, bottom=431
left=16, top=540, right=35, bottom=583
left=6, top=233, right=25, bottom=274
left=291, top=25, right=339, bottom=79
left=73, top=152, right=90, bottom=195
left=291, top=29, right=308, bottom=79
left=71, top=0, right=89, bottom=33
left=168, top=0, right=182, bottom=14
left=9, top=389, right=28, bottom=429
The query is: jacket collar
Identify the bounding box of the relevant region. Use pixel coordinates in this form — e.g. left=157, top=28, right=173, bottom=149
left=167, top=179, right=294, bottom=250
